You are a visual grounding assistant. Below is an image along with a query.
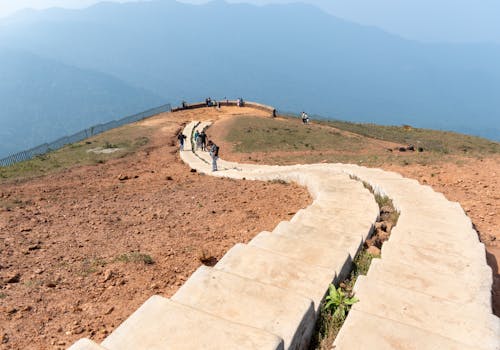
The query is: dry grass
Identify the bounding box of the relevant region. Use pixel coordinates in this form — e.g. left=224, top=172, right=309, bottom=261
left=224, top=115, right=499, bottom=167
left=0, top=124, right=153, bottom=182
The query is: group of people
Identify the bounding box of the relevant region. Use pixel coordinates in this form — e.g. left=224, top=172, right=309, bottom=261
left=178, top=129, right=219, bottom=171
left=205, top=97, right=214, bottom=107
left=205, top=97, right=221, bottom=109
left=193, top=129, right=207, bottom=151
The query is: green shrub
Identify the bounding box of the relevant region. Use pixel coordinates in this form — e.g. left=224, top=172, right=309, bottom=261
left=324, top=284, right=359, bottom=319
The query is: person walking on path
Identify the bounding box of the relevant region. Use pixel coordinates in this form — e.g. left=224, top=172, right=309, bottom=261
left=196, top=131, right=202, bottom=150
left=301, top=111, right=310, bottom=124
left=208, top=140, right=219, bottom=171
left=199, top=131, right=207, bottom=151
left=177, top=132, right=187, bottom=151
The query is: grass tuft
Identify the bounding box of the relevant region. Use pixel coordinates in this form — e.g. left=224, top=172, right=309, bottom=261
left=115, top=252, right=154, bottom=265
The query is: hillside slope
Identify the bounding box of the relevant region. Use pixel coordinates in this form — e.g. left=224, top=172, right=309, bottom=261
left=0, top=48, right=163, bottom=157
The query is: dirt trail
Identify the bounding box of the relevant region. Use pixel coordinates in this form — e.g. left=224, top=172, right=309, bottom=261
left=0, top=107, right=311, bottom=349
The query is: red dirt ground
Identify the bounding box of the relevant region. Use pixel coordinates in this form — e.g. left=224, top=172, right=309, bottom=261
left=0, top=107, right=311, bottom=349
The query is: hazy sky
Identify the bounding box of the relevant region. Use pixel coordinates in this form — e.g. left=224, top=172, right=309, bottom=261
left=1, top=0, right=499, bottom=43
left=0, top=0, right=135, bottom=18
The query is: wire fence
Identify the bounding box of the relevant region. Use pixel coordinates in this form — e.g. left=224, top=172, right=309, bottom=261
left=0, top=103, right=171, bottom=167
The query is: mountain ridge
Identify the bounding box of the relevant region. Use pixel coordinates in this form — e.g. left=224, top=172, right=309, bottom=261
left=0, top=0, right=499, bottom=154
left=0, top=47, right=163, bottom=157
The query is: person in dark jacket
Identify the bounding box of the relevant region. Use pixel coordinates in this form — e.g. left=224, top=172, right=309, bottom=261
left=177, top=132, right=187, bottom=151
left=199, top=131, right=207, bottom=151
left=208, top=140, right=219, bottom=171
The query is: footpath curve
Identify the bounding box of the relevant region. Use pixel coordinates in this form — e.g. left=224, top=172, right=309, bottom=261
left=68, top=120, right=499, bottom=350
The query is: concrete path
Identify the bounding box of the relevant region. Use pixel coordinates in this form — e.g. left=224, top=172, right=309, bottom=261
left=328, top=164, right=499, bottom=350
left=68, top=121, right=498, bottom=350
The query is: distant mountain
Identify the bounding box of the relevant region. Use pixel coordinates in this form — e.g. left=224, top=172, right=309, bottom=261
left=0, top=48, right=163, bottom=157
left=218, top=0, right=500, bottom=44
left=0, top=0, right=499, bottom=150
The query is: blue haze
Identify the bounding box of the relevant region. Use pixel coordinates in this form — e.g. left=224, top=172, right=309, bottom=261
left=0, top=0, right=499, bottom=157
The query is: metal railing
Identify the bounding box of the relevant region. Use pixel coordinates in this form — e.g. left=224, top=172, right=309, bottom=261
left=0, top=103, right=171, bottom=167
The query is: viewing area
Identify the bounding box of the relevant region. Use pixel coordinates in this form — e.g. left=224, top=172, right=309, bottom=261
left=68, top=118, right=499, bottom=350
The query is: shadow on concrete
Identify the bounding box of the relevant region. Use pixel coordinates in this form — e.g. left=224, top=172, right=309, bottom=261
left=485, top=248, right=500, bottom=317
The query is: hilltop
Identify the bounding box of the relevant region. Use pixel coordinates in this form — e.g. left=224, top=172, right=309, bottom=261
left=0, top=105, right=499, bottom=349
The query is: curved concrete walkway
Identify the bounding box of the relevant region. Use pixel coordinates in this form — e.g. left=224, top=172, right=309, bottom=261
left=69, top=120, right=499, bottom=350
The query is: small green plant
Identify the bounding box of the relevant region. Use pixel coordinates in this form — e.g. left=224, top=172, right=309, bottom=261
left=0, top=292, right=7, bottom=299
left=323, top=284, right=359, bottom=319
left=81, top=257, right=107, bottom=276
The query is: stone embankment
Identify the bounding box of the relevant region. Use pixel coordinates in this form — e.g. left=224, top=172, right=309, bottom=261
left=68, top=119, right=499, bottom=349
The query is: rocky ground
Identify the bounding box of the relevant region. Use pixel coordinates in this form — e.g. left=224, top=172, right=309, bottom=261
left=0, top=108, right=311, bottom=349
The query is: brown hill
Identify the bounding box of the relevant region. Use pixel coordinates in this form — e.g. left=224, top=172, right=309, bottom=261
left=0, top=105, right=498, bottom=349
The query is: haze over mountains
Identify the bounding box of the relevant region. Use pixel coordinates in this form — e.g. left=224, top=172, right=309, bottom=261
left=186, top=0, right=500, bottom=44
left=1, top=0, right=499, bottom=157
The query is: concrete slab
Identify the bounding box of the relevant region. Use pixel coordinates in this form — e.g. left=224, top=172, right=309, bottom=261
left=333, top=309, right=485, bottom=350
left=290, top=207, right=374, bottom=227
left=367, top=258, right=492, bottom=310
left=388, top=226, right=485, bottom=258
left=390, top=223, right=479, bottom=246
left=101, top=296, right=284, bottom=350
left=249, top=231, right=352, bottom=281
left=214, top=244, right=334, bottom=311
left=388, top=231, right=486, bottom=261
left=172, top=266, right=315, bottom=350
left=396, top=213, right=474, bottom=234
left=271, top=221, right=365, bottom=259
left=351, top=277, right=499, bottom=349
left=311, top=197, right=378, bottom=214
left=380, top=240, right=490, bottom=278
